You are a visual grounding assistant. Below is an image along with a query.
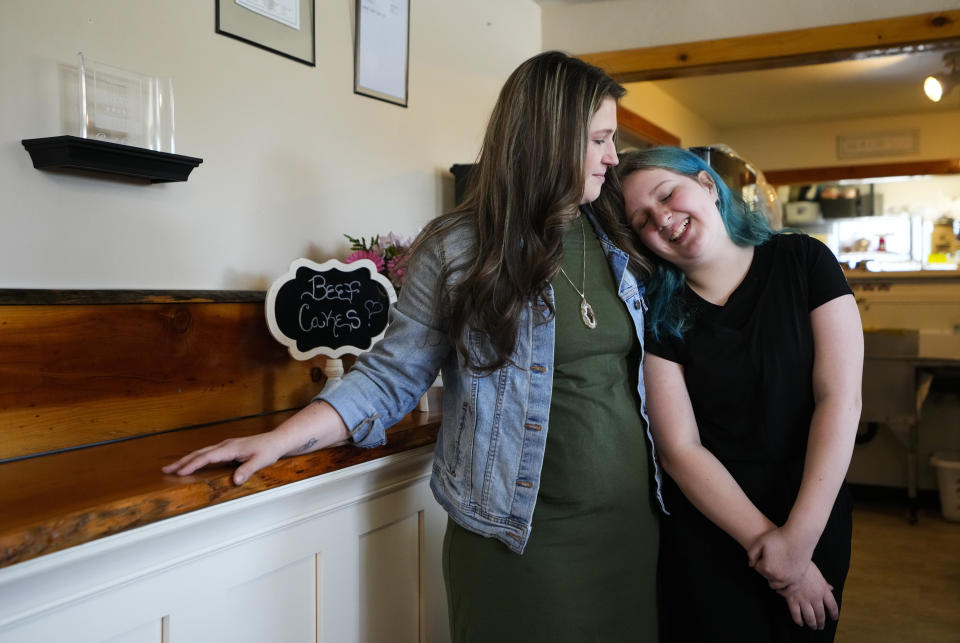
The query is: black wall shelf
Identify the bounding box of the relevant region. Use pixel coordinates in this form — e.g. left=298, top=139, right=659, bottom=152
left=21, top=136, right=203, bottom=183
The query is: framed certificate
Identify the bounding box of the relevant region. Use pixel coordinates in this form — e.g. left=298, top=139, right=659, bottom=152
left=353, top=0, right=410, bottom=107
left=216, top=0, right=316, bottom=67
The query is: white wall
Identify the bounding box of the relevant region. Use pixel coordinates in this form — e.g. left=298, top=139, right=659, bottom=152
left=1, top=0, right=541, bottom=289
left=541, top=0, right=960, bottom=53
left=619, top=83, right=717, bottom=147
left=719, top=110, right=960, bottom=172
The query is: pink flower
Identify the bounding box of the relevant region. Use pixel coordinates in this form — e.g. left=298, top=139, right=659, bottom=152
left=345, top=249, right=385, bottom=272
left=386, top=254, right=408, bottom=288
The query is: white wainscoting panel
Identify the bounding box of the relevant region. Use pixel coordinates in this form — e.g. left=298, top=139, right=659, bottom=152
left=359, top=512, right=421, bottom=643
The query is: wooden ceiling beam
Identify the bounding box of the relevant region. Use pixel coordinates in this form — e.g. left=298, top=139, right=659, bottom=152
left=579, top=11, right=960, bottom=82
left=764, top=159, right=960, bottom=186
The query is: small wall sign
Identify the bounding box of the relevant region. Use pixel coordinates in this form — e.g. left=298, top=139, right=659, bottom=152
left=265, top=258, right=397, bottom=360
left=836, top=130, right=919, bottom=160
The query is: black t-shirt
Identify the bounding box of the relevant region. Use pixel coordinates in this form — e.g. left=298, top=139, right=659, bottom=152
left=646, top=234, right=852, bottom=467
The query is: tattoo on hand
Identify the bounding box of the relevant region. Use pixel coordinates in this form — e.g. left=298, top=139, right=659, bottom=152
left=292, top=438, right=318, bottom=454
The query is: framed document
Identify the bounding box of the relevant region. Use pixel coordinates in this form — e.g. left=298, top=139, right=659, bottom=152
left=353, top=0, right=410, bottom=107
left=216, top=0, right=316, bottom=67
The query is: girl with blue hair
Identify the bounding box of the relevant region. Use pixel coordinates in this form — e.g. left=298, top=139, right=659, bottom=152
left=610, top=146, right=862, bottom=642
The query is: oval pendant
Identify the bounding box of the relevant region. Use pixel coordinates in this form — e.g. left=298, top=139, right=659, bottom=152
left=580, top=299, right=597, bottom=329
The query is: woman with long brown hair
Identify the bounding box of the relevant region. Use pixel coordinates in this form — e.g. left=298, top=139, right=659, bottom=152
left=165, top=51, right=663, bottom=641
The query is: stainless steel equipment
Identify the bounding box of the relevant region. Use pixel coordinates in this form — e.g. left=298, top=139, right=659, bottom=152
left=690, top=145, right=782, bottom=229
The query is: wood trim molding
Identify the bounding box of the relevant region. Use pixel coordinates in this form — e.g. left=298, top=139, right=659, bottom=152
left=763, top=159, right=960, bottom=186
left=617, top=105, right=681, bottom=146
left=0, top=289, right=265, bottom=305
left=580, top=11, right=960, bottom=81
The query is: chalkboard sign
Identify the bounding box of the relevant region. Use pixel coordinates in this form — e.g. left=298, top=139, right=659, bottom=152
left=265, top=258, right=397, bottom=360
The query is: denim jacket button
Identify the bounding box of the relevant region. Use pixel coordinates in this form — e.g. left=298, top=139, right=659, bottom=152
left=633, top=299, right=642, bottom=309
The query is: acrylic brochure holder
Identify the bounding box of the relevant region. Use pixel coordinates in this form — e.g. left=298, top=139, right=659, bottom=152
left=77, top=52, right=175, bottom=153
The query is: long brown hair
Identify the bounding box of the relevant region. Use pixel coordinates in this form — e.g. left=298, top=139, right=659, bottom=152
left=416, top=51, right=649, bottom=372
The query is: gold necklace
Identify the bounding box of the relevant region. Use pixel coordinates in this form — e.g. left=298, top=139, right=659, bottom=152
left=557, top=216, right=597, bottom=329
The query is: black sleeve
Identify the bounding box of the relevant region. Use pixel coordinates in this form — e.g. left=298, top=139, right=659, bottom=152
left=645, top=326, right=685, bottom=364
left=800, top=235, right=853, bottom=311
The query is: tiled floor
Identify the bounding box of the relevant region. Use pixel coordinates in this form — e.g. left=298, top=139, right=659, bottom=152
left=836, top=500, right=960, bottom=642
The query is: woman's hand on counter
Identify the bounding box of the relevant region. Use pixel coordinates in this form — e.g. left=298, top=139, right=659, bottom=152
left=162, top=401, right=350, bottom=485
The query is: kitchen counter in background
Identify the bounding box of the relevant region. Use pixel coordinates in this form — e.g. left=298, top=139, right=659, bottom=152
left=846, top=269, right=960, bottom=360
left=845, top=269, right=960, bottom=519
left=845, top=268, right=960, bottom=281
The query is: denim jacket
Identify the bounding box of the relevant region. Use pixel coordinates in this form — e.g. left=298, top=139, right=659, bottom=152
left=318, top=211, right=664, bottom=554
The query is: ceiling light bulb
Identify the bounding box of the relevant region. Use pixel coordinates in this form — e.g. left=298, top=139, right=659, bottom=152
left=924, top=75, right=944, bottom=102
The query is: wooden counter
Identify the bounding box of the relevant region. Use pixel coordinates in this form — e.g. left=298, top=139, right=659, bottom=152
left=0, top=291, right=450, bottom=640
left=844, top=268, right=960, bottom=283
left=0, top=289, right=443, bottom=574
left=0, top=418, right=448, bottom=643
left=0, top=409, right=439, bottom=570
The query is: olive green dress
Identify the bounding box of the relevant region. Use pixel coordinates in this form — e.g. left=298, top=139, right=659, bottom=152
left=442, top=220, right=660, bottom=642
